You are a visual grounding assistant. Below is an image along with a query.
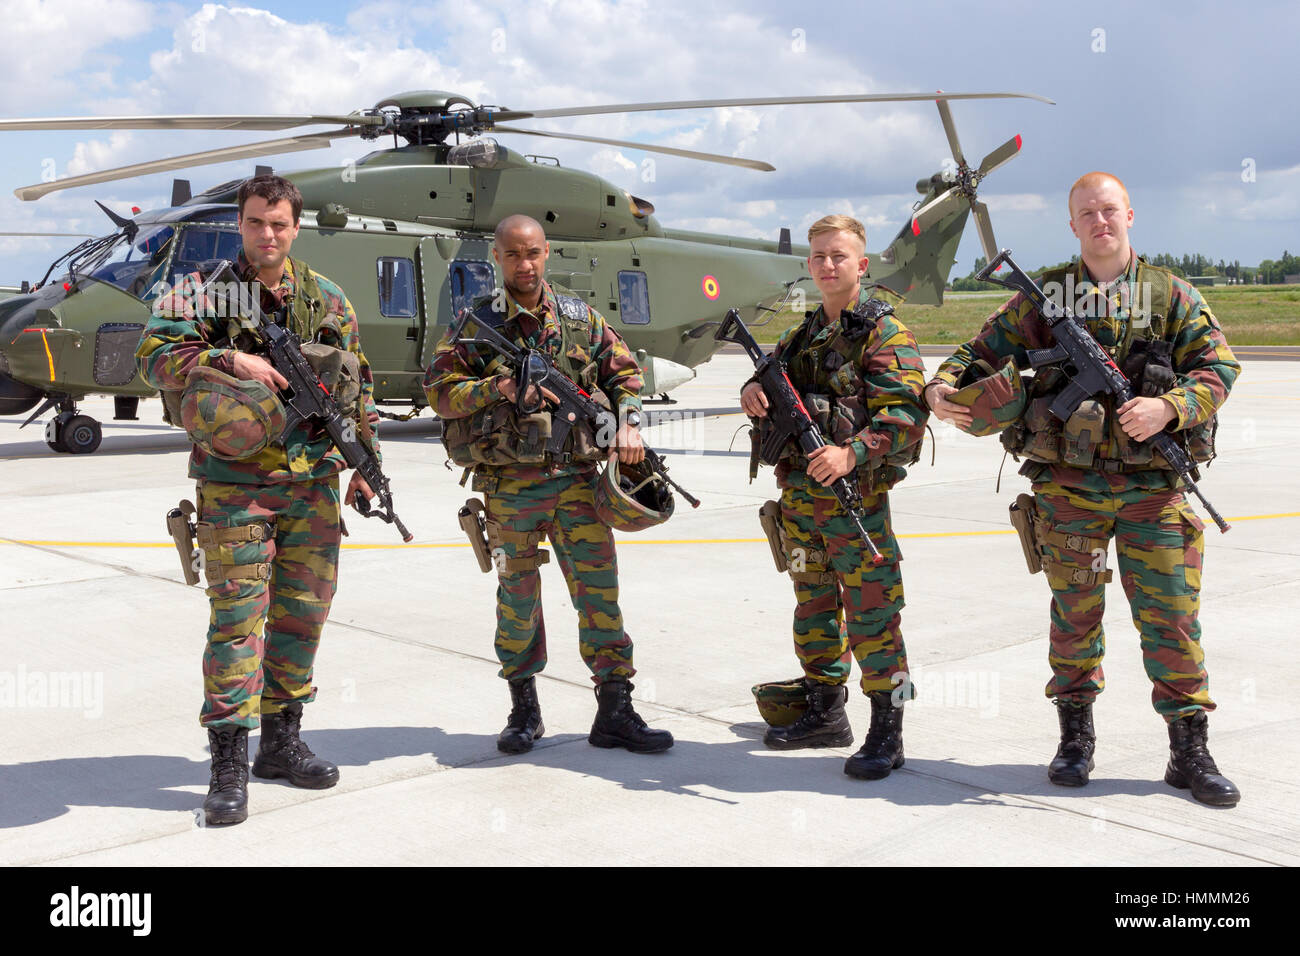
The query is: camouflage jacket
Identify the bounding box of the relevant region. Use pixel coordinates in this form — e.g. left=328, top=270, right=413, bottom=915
left=135, top=253, right=380, bottom=484
left=931, top=254, right=1240, bottom=493
left=423, top=281, right=643, bottom=479
left=763, top=286, right=929, bottom=496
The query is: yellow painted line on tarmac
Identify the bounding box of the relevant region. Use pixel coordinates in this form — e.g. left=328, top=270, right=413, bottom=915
left=5, top=511, right=1295, bottom=551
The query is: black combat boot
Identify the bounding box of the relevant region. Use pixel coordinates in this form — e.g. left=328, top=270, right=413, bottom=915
left=1048, top=699, right=1096, bottom=786
left=844, top=691, right=905, bottom=779
left=251, top=701, right=339, bottom=789
left=498, top=676, right=545, bottom=754
left=1165, top=711, right=1241, bottom=807
left=203, top=726, right=249, bottom=826
left=589, top=679, right=674, bottom=753
left=764, top=680, right=854, bottom=750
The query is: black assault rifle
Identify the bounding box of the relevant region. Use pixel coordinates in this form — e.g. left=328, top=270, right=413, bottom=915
left=450, top=307, right=699, bottom=508
left=199, top=261, right=414, bottom=542
left=975, top=249, right=1230, bottom=533
left=715, top=308, right=884, bottom=564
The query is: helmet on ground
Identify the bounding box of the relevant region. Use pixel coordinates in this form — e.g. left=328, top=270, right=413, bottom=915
left=752, top=678, right=809, bottom=727
left=593, top=457, right=674, bottom=532
left=180, top=366, right=288, bottom=460
left=946, top=356, right=1028, bottom=436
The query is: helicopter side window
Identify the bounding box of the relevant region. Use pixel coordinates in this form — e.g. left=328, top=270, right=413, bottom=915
left=449, top=260, right=496, bottom=315
left=617, top=270, right=651, bottom=325
left=377, top=257, right=417, bottom=318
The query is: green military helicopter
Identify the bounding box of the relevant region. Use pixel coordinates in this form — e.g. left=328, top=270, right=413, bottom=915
left=0, top=89, right=1048, bottom=452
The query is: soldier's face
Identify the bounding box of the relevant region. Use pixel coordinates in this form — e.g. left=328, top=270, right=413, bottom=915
left=239, top=196, right=299, bottom=275
left=1069, top=181, right=1133, bottom=263
left=807, top=229, right=868, bottom=302
left=493, top=226, right=550, bottom=299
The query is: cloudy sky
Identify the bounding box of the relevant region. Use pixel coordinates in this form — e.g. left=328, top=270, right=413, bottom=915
left=1, top=0, right=1296, bottom=284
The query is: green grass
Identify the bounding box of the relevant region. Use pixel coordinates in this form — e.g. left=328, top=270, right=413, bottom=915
left=754, top=285, right=1300, bottom=346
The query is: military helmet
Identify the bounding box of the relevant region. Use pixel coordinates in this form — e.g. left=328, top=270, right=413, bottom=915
left=946, top=356, right=1028, bottom=437
left=593, top=457, right=674, bottom=532
left=180, top=366, right=288, bottom=460
left=752, top=678, right=810, bottom=727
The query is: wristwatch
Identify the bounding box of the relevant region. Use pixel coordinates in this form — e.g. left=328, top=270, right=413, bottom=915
left=625, top=410, right=643, bottom=428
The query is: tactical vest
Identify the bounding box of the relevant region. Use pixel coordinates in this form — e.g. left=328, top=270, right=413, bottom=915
left=759, top=297, right=921, bottom=481
left=1000, top=258, right=1216, bottom=470
left=441, top=293, right=610, bottom=468
left=160, top=258, right=356, bottom=430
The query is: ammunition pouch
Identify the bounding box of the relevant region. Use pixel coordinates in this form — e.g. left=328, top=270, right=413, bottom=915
left=1061, top=399, right=1105, bottom=468
left=458, top=498, right=494, bottom=573
left=194, top=516, right=276, bottom=585
left=301, top=339, right=362, bottom=421
left=1008, top=493, right=1042, bottom=575
left=758, top=500, right=788, bottom=572
left=442, top=403, right=554, bottom=467
left=166, top=499, right=201, bottom=586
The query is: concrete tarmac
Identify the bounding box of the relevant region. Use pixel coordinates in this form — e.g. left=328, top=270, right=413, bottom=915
left=1, top=355, right=1296, bottom=866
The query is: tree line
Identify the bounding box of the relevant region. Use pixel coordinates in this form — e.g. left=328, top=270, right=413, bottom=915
left=951, top=251, right=1300, bottom=291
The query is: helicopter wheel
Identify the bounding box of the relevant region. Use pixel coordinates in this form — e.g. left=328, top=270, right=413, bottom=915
left=62, top=414, right=103, bottom=454
left=47, top=412, right=103, bottom=454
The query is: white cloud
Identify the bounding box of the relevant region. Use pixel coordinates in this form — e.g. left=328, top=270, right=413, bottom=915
left=0, top=0, right=156, bottom=111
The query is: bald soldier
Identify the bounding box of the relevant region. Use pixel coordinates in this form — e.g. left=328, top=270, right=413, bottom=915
left=424, top=215, right=674, bottom=754
left=926, top=172, right=1242, bottom=806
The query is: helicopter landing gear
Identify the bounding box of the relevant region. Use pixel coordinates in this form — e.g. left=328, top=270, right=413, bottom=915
left=46, top=411, right=103, bottom=454
left=39, top=400, right=102, bottom=454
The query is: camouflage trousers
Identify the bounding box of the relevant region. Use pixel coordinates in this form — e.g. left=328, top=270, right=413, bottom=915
left=482, top=470, right=634, bottom=683
left=196, top=476, right=340, bottom=729
left=779, top=480, right=911, bottom=696
left=1033, top=478, right=1211, bottom=720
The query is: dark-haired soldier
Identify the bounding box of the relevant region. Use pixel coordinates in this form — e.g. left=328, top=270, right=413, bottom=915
left=137, top=175, right=380, bottom=825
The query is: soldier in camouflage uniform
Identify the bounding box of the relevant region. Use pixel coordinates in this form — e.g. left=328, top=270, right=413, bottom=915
left=742, top=215, right=928, bottom=779
left=927, top=172, right=1242, bottom=806
left=137, top=175, right=380, bottom=825
left=425, top=214, right=673, bottom=755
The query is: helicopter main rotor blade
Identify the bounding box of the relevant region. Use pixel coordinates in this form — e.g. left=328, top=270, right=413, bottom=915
left=977, top=134, right=1022, bottom=179
left=14, top=130, right=357, bottom=201
left=499, top=90, right=1053, bottom=122
left=493, top=124, right=774, bottom=171
left=934, top=94, right=966, bottom=168
left=970, top=199, right=1000, bottom=264
left=0, top=231, right=96, bottom=237
left=0, top=114, right=379, bottom=132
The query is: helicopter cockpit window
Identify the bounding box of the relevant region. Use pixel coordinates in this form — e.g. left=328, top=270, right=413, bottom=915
left=89, top=224, right=175, bottom=300
left=377, top=257, right=417, bottom=318
left=617, top=270, right=650, bottom=325
left=449, top=260, right=496, bottom=315
left=169, top=226, right=243, bottom=283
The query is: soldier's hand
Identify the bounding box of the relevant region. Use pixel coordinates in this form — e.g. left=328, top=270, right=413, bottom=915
left=613, top=422, right=645, bottom=465
left=496, top=375, right=559, bottom=408
left=1118, top=396, right=1176, bottom=442
left=345, top=472, right=374, bottom=507
left=741, top=382, right=769, bottom=418
left=924, top=381, right=972, bottom=429
left=806, top=444, right=856, bottom=486
left=232, top=352, right=288, bottom=392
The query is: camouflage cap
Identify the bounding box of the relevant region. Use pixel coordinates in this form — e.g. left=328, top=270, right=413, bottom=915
left=752, top=678, right=810, bottom=727
left=947, top=357, right=1028, bottom=437
left=594, top=457, right=674, bottom=532
left=180, top=366, right=288, bottom=460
